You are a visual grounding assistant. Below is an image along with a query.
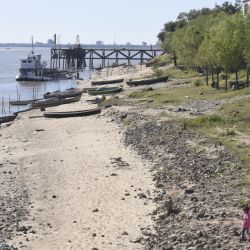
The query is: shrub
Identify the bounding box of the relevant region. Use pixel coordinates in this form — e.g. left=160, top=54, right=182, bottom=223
left=222, top=128, right=236, bottom=136
left=188, top=114, right=231, bottom=127
left=193, top=79, right=202, bottom=87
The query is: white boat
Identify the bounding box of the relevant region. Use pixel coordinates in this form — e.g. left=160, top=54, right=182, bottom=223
left=16, top=52, right=52, bottom=82
left=16, top=38, right=75, bottom=82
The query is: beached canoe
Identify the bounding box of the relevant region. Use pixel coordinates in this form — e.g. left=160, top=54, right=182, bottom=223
left=91, top=78, right=124, bottom=86
left=88, top=87, right=123, bottom=96
left=44, top=108, right=101, bottom=118
left=43, top=88, right=83, bottom=99
left=10, top=98, right=41, bottom=105
left=31, top=95, right=81, bottom=108
left=126, top=75, right=169, bottom=87
left=0, top=113, right=18, bottom=124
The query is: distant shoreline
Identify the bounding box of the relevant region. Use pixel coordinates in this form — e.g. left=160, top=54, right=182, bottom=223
left=0, top=43, right=161, bottom=49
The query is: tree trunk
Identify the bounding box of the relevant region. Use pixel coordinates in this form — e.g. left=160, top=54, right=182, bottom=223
left=173, top=51, right=177, bottom=67
left=216, top=68, right=220, bottom=89
left=247, top=70, right=249, bottom=88
left=206, top=67, right=208, bottom=86
left=236, top=71, right=239, bottom=89
left=225, top=72, right=228, bottom=91
left=211, top=67, right=215, bottom=87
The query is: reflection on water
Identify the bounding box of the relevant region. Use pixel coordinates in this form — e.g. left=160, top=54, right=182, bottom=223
left=0, top=47, right=90, bottom=115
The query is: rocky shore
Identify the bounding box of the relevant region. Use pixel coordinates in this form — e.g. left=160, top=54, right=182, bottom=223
left=105, top=109, right=248, bottom=250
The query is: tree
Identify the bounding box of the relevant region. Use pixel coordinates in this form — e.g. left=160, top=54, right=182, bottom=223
left=96, top=40, right=104, bottom=46
left=172, top=13, right=223, bottom=68
left=244, top=14, right=250, bottom=87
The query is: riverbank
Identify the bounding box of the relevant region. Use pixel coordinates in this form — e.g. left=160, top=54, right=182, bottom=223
left=0, top=66, right=157, bottom=249
left=0, top=101, right=155, bottom=249
left=1, top=63, right=250, bottom=249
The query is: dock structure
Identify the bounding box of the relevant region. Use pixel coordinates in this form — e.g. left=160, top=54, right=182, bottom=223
left=50, top=47, right=164, bottom=70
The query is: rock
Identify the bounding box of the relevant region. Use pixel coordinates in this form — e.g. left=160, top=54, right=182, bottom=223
left=52, top=195, right=57, bottom=199
left=35, top=129, right=45, bottom=132
left=163, top=198, right=173, bottom=215
left=122, top=231, right=129, bottom=235
left=17, top=225, right=30, bottom=233
left=185, top=187, right=195, bottom=194
left=92, top=208, right=99, bottom=212
left=143, top=87, right=153, bottom=91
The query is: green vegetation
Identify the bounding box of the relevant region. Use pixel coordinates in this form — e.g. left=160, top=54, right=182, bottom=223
left=158, top=1, right=250, bottom=89
left=128, top=74, right=250, bottom=186
left=183, top=96, right=250, bottom=187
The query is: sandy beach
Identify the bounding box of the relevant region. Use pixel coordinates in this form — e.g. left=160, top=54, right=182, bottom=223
left=1, top=64, right=248, bottom=250
left=0, top=66, right=156, bottom=250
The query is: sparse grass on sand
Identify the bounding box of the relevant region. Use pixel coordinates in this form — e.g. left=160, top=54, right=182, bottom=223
left=127, top=66, right=250, bottom=188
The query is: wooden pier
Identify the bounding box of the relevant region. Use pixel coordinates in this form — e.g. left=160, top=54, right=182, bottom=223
left=50, top=47, right=164, bottom=70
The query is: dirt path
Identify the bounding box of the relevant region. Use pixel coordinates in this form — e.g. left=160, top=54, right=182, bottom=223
left=0, top=107, right=155, bottom=250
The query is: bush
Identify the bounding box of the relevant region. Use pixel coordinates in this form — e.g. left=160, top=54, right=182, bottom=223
left=188, top=114, right=231, bottom=127
left=220, top=73, right=227, bottom=80
left=193, top=79, right=202, bottom=87
left=222, top=128, right=236, bottom=136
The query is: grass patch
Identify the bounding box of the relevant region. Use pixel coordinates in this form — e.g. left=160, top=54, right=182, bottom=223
left=237, top=176, right=250, bottom=188
left=128, top=84, right=250, bottom=106
left=186, top=114, right=232, bottom=127
left=163, top=67, right=201, bottom=79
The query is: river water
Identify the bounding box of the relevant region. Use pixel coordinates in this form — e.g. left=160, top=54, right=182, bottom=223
left=0, top=47, right=91, bottom=115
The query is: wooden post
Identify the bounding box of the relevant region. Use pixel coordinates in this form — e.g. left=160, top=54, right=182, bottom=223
left=102, top=50, right=105, bottom=68
left=115, top=51, right=119, bottom=66
left=128, top=50, right=131, bottom=66
left=58, top=49, right=61, bottom=69
left=8, top=94, right=10, bottom=114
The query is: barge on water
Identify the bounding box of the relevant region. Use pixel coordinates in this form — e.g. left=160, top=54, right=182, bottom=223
left=16, top=49, right=75, bottom=82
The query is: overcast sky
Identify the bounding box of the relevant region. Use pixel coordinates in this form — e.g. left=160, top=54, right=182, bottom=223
left=0, top=0, right=232, bottom=44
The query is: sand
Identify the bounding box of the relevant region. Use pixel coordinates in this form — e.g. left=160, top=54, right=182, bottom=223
left=0, top=65, right=155, bottom=250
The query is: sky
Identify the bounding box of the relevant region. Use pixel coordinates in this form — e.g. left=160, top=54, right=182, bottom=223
left=0, top=0, right=233, bottom=44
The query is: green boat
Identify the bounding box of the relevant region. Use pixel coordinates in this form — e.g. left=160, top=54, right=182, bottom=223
left=127, top=75, right=169, bottom=87
left=88, top=87, right=123, bottom=96
left=91, top=78, right=124, bottom=86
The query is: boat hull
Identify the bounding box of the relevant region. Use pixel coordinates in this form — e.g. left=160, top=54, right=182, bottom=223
left=43, top=89, right=83, bottom=99
left=10, top=99, right=41, bottom=105
left=91, top=78, right=124, bottom=86
left=44, top=108, right=101, bottom=118
left=31, top=96, right=81, bottom=108
left=16, top=76, right=52, bottom=82
left=0, top=114, right=18, bottom=124
left=127, top=75, right=169, bottom=87
left=88, top=87, right=123, bottom=96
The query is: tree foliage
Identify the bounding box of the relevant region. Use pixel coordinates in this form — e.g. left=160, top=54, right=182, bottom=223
left=157, top=0, right=249, bottom=87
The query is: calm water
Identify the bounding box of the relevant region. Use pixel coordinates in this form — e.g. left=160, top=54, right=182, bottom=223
left=0, top=47, right=91, bottom=115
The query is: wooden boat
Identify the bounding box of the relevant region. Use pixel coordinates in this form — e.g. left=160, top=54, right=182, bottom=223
left=91, top=78, right=124, bottom=86
left=43, top=88, right=83, bottom=99
left=44, top=108, right=101, bottom=118
left=14, top=108, right=32, bottom=114
left=31, top=95, right=81, bottom=108
left=88, top=87, right=123, bottom=96
left=126, top=75, right=169, bottom=87
left=0, top=113, right=18, bottom=124
left=10, top=98, right=41, bottom=105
